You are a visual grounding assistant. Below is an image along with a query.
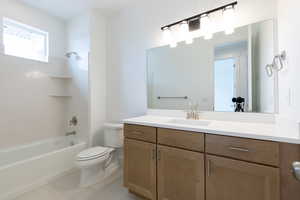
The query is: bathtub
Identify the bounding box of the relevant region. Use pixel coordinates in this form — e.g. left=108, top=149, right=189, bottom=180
left=0, top=136, right=86, bottom=200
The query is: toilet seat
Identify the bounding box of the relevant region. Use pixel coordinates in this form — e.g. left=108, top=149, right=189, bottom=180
left=77, top=147, right=113, bottom=161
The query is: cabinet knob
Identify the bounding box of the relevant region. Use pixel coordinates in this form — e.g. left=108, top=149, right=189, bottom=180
left=292, top=162, right=300, bottom=181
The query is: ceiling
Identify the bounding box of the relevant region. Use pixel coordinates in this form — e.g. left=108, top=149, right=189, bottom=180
left=19, top=0, right=135, bottom=20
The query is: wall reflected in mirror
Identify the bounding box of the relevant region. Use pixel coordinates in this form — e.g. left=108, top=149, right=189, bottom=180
left=147, top=19, right=277, bottom=113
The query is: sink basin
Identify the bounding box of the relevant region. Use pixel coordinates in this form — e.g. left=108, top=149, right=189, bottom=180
left=167, top=119, right=211, bottom=127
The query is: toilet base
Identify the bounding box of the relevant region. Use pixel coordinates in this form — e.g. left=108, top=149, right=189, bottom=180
left=79, top=161, right=120, bottom=188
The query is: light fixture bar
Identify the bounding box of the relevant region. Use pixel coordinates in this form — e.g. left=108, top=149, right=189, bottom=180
left=161, top=1, right=238, bottom=30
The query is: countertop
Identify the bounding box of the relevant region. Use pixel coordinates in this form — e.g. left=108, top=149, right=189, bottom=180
left=124, top=115, right=300, bottom=144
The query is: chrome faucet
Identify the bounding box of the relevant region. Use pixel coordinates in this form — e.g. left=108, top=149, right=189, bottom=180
left=186, top=101, right=200, bottom=120
left=66, top=131, right=76, bottom=136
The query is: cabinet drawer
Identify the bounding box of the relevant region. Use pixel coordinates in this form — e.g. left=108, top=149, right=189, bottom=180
left=206, top=134, right=279, bottom=166
left=158, top=128, right=204, bottom=152
left=124, top=124, right=156, bottom=143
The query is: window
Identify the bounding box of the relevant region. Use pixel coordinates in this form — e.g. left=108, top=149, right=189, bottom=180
left=3, top=18, right=49, bottom=62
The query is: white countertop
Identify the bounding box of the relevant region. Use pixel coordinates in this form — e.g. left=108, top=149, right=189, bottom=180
left=124, top=115, right=300, bottom=144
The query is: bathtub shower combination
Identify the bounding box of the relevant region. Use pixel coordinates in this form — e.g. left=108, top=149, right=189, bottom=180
left=0, top=136, right=86, bottom=200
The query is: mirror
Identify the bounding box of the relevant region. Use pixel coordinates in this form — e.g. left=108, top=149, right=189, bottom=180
left=147, top=19, right=277, bottom=113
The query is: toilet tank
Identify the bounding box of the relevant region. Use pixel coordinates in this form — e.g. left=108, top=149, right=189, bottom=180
left=104, top=123, right=124, bottom=148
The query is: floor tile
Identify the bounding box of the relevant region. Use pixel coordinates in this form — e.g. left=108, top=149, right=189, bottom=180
left=14, top=185, right=64, bottom=200
left=14, top=169, right=142, bottom=200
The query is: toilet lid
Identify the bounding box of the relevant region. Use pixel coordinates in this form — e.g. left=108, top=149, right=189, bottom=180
left=77, top=147, right=111, bottom=160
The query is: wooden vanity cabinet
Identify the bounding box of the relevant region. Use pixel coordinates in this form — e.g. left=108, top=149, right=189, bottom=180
left=279, top=143, right=300, bottom=200
left=157, top=145, right=205, bottom=200
left=124, top=124, right=157, bottom=143
left=124, top=124, right=300, bottom=200
left=124, top=125, right=205, bottom=200
left=157, top=128, right=204, bottom=152
left=206, top=155, right=280, bottom=200
left=124, top=138, right=157, bottom=200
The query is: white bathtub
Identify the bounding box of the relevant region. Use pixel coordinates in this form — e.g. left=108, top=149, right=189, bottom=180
left=0, top=136, right=86, bottom=200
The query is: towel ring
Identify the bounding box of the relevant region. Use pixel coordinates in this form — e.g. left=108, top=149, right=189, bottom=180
left=266, top=51, right=286, bottom=77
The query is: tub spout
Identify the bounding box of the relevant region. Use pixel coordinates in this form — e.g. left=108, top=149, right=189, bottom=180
left=66, top=131, right=76, bottom=136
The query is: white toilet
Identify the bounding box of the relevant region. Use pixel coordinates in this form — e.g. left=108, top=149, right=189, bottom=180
left=76, top=123, right=123, bottom=187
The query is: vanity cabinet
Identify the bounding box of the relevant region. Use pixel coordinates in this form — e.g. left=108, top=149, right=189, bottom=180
left=158, top=128, right=204, bottom=152
left=124, top=138, right=157, bottom=200
left=124, top=124, right=157, bottom=143
left=157, top=145, right=205, bottom=200
left=124, top=124, right=300, bottom=200
left=124, top=125, right=205, bottom=200
left=206, top=134, right=279, bottom=166
left=206, top=155, right=280, bottom=200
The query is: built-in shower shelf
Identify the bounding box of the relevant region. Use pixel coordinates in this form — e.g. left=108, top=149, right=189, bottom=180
left=48, top=75, right=72, bottom=79
left=49, top=94, right=72, bottom=98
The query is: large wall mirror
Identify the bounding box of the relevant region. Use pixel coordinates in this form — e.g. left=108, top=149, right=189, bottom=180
left=147, top=19, right=277, bottom=113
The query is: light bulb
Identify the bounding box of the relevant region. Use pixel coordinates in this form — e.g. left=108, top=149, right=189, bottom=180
left=163, top=27, right=172, bottom=44
left=201, top=14, right=213, bottom=40
left=223, top=5, right=235, bottom=35
left=163, top=27, right=177, bottom=48
left=179, top=21, right=188, bottom=39
left=180, top=21, right=193, bottom=44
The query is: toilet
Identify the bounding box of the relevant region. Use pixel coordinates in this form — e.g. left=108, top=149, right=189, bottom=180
left=76, top=123, right=123, bottom=187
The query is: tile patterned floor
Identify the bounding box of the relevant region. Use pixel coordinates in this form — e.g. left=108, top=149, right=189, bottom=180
left=14, top=170, right=142, bottom=200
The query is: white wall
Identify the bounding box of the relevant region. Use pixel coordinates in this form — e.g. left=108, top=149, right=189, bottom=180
left=66, top=14, right=90, bottom=141
left=89, top=10, right=107, bottom=146
left=277, top=0, right=300, bottom=123
left=0, top=0, right=67, bottom=148
left=65, top=10, right=107, bottom=147
left=107, top=0, right=277, bottom=121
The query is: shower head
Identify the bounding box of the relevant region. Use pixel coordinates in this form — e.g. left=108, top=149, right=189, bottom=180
left=65, top=52, right=80, bottom=59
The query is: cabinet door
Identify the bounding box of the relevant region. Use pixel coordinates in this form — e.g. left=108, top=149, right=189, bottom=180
left=157, top=145, right=205, bottom=200
left=206, top=155, right=280, bottom=200
left=124, top=139, right=157, bottom=200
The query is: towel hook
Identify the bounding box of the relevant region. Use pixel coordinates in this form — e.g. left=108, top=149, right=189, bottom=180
left=266, top=51, right=286, bottom=77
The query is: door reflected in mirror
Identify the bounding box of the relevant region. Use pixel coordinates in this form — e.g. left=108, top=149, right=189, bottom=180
left=214, top=58, right=236, bottom=112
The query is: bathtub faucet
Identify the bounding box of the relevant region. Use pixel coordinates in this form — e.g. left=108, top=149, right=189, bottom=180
left=66, top=131, right=77, bottom=136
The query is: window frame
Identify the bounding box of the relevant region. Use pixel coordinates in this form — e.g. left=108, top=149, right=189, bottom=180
left=2, top=17, right=49, bottom=63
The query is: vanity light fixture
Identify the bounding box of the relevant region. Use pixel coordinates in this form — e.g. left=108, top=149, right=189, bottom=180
left=163, top=27, right=177, bottom=48
left=201, top=14, right=213, bottom=40
left=161, top=1, right=238, bottom=46
left=223, top=5, right=236, bottom=35
left=180, top=21, right=193, bottom=44
left=162, top=27, right=172, bottom=44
